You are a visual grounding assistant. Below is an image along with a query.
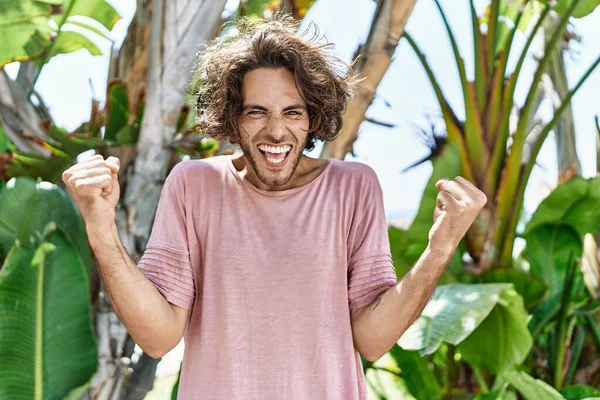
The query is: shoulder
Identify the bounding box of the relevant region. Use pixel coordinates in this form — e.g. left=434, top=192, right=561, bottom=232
left=164, top=156, right=231, bottom=194
left=328, top=160, right=381, bottom=189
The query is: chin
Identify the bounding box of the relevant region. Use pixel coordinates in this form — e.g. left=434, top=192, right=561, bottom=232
left=250, top=147, right=300, bottom=186
left=257, top=169, right=294, bottom=187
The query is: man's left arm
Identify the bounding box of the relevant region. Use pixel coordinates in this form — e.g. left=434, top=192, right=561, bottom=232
left=351, top=176, right=487, bottom=362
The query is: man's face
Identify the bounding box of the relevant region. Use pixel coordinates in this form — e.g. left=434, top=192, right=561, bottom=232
left=237, top=67, right=310, bottom=188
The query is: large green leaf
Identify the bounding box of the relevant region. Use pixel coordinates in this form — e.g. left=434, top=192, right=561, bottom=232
left=0, top=0, right=118, bottom=67
left=458, top=285, right=532, bottom=373
left=48, top=30, right=101, bottom=58
left=524, top=177, right=600, bottom=237
left=503, top=369, right=563, bottom=400
left=473, top=269, right=547, bottom=308
left=104, top=81, right=130, bottom=142
left=560, top=385, right=600, bottom=400
left=389, top=345, right=442, bottom=400
left=0, top=178, right=91, bottom=268
left=0, top=228, right=97, bottom=399
left=398, top=283, right=520, bottom=355
left=485, top=0, right=541, bottom=52
left=522, top=224, right=583, bottom=297
left=0, top=24, right=50, bottom=68
left=55, top=0, right=119, bottom=30
left=528, top=294, right=561, bottom=339
left=551, top=0, right=600, bottom=18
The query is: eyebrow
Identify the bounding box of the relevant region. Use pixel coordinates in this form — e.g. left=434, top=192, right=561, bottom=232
left=242, top=103, right=306, bottom=112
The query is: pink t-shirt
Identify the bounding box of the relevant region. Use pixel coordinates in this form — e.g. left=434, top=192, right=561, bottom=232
left=138, top=155, right=398, bottom=399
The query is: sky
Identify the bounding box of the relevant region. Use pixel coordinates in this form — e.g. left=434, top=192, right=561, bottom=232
left=5, top=0, right=600, bottom=223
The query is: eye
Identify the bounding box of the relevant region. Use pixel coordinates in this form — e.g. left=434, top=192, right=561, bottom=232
left=285, top=110, right=303, bottom=116
left=247, top=110, right=266, bottom=115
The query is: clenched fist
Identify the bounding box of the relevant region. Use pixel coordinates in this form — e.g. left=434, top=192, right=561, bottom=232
left=428, top=176, right=487, bottom=258
left=62, top=154, right=120, bottom=233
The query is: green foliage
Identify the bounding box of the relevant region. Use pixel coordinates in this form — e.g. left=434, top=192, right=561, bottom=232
left=389, top=345, right=442, bottom=400
left=560, top=385, right=600, bottom=400
left=105, top=81, right=130, bottom=142
left=503, top=369, right=564, bottom=400
left=458, top=286, right=532, bottom=374
left=388, top=141, right=463, bottom=280
left=0, top=178, right=90, bottom=263
left=398, top=283, right=531, bottom=363
left=0, top=178, right=96, bottom=397
left=471, top=269, right=546, bottom=309
left=0, top=125, right=9, bottom=153
left=522, top=224, right=583, bottom=298
left=525, top=177, right=600, bottom=237
left=0, top=0, right=119, bottom=68
left=551, top=0, right=600, bottom=18
left=0, top=228, right=96, bottom=399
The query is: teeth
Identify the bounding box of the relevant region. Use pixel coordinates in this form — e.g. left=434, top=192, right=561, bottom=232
left=258, top=144, right=291, bottom=154
left=266, top=157, right=285, bottom=164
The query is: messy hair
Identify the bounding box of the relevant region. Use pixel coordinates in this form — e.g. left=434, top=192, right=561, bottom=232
left=190, top=14, right=359, bottom=151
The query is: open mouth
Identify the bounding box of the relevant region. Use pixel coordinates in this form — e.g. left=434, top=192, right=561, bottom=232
left=257, top=144, right=292, bottom=167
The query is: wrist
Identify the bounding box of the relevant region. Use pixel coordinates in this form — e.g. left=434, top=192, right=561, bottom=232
left=425, top=241, right=456, bottom=264
left=86, top=221, right=118, bottom=246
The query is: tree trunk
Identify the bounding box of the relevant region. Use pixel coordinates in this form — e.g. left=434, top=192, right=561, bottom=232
left=90, top=1, right=228, bottom=398
left=543, top=14, right=581, bottom=182
left=320, top=0, right=417, bottom=160
left=0, top=69, right=52, bottom=156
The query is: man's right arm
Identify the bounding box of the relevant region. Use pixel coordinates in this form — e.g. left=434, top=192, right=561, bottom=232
left=87, top=223, right=189, bottom=359
left=62, top=154, right=188, bottom=359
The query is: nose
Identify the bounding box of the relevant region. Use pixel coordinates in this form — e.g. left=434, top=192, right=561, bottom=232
left=267, top=115, right=287, bottom=141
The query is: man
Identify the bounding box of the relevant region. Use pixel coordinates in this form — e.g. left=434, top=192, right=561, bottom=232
left=62, top=16, right=486, bottom=400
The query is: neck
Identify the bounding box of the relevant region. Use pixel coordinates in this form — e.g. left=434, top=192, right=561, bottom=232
left=232, top=154, right=328, bottom=191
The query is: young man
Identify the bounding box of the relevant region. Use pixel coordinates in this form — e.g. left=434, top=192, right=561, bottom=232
left=63, top=16, right=486, bottom=400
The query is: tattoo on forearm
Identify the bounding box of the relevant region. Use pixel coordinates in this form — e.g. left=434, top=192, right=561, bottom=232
left=370, top=296, right=383, bottom=311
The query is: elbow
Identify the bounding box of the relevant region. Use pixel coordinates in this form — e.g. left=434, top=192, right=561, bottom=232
left=360, top=348, right=388, bottom=363
left=145, top=348, right=167, bottom=359
left=141, top=342, right=176, bottom=359
left=356, top=339, right=393, bottom=362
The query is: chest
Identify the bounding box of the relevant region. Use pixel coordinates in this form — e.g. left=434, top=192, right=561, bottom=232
left=192, top=185, right=354, bottom=288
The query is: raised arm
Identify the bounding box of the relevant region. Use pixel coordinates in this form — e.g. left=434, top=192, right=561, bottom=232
left=351, top=176, right=486, bottom=361
left=62, top=155, right=189, bottom=358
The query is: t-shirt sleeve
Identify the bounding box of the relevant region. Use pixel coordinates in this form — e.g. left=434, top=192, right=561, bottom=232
left=347, top=168, right=397, bottom=315
left=137, top=178, right=195, bottom=310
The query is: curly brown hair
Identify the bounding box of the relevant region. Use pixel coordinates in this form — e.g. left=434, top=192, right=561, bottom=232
left=190, top=14, right=359, bottom=152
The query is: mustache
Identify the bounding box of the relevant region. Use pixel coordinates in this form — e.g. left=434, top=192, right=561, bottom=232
left=253, top=134, right=294, bottom=145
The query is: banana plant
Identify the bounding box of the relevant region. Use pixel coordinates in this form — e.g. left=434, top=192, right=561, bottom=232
left=0, top=0, right=119, bottom=71
left=0, top=79, right=213, bottom=184
left=403, top=0, right=600, bottom=270
left=0, top=177, right=97, bottom=399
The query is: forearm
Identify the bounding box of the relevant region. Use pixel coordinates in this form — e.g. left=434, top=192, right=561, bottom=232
left=87, top=223, right=185, bottom=357
left=351, top=245, right=453, bottom=361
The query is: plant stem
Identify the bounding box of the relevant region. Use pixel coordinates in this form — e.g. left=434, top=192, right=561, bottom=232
left=586, top=315, right=600, bottom=347
left=565, top=325, right=585, bottom=385
left=472, top=366, right=489, bottom=393
left=554, top=252, right=577, bottom=389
